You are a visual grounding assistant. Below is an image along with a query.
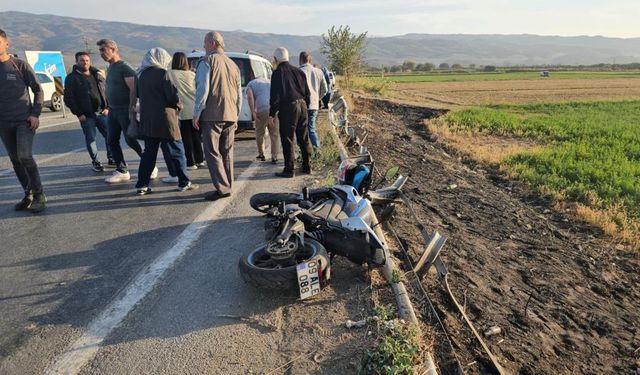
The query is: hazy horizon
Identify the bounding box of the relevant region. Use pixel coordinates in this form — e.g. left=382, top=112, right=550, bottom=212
left=1, top=1, right=639, bottom=39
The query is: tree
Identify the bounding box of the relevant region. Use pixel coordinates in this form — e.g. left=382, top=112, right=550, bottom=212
left=483, top=65, right=497, bottom=72
left=421, top=62, right=435, bottom=72
left=451, top=63, right=463, bottom=70
left=321, top=25, right=367, bottom=88
left=390, top=65, right=401, bottom=73
left=401, top=60, right=416, bottom=72
left=439, top=62, right=450, bottom=70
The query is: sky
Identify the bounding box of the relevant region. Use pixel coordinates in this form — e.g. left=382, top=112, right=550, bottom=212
left=2, top=0, right=639, bottom=38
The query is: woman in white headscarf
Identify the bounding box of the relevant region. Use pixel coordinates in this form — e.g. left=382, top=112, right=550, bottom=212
left=135, top=47, right=197, bottom=195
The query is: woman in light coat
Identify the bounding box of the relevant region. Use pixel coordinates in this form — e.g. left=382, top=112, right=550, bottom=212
left=168, top=52, right=204, bottom=170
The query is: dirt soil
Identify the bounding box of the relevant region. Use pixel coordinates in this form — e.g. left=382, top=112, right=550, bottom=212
left=352, top=97, right=640, bottom=374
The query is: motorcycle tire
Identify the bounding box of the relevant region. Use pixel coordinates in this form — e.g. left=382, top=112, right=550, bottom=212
left=249, top=192, right=301, bottom=213
left=238, top=238, right=330, bottom=290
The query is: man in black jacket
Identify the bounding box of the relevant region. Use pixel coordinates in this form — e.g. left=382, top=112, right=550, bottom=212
left=64, top=51, right=113, bottom=171
left=269, top=47, right=312, bottom=178
left=0, top=29, right=46, bottom=213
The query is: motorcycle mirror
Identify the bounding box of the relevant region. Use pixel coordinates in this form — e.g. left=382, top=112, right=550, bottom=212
left=384, top=166, right=400, bottom=181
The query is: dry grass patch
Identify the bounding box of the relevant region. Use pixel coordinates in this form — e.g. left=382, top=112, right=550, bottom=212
left=426, top=117, right=541, bottom=166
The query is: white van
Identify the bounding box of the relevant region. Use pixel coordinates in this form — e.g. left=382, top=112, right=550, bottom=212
left=32, top=71, right=63, bottom=112
left=187, top=51, right=273, bottom=131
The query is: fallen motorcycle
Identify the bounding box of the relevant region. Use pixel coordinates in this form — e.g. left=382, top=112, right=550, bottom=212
left=238, top=166, right=407, bottom=299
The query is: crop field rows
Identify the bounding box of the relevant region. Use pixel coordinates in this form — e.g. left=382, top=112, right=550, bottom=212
left=384, top=77, right=640, bottom=108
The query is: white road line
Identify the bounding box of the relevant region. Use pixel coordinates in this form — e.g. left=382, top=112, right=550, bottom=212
left=40, top=119, right=78, bottom=129
left=45, top=160, right=262, bottom=375
left=0, top=147, right=85, bottom=177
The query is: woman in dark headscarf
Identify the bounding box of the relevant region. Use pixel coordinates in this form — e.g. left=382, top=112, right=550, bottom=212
left=135, top=47, right=197, bottom=195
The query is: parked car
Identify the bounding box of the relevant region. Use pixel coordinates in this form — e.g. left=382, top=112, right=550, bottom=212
left=328, top=71, right=336, bottom=88
left=187, top=51, right=273, bottom=132
left=34, top=71, right=63, bottom=112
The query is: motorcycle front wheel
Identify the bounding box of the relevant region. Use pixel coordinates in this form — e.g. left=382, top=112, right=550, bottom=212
left=238, top=238, right=329, bottom=290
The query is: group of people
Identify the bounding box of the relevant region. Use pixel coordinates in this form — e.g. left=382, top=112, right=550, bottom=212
left=0, top=28, right=331, bottom=213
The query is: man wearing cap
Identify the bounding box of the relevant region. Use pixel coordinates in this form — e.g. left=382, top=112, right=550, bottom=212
left=269, top=47, right=312, bottom=178
left=298, top=51, right=327, bottom=149
left=193, top=31, right=242, bottom=201
left=97, top=38, right=152, bottom=183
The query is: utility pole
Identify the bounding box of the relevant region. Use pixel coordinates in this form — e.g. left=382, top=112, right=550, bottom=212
left=83, top=36, right=93, bottom=55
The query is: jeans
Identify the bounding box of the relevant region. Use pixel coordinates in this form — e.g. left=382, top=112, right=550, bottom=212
left=80, top=114, right=112, bottom=163
left=307, top=109, right=320, bottom=148
left=107, top=107, right=143, bottom=172
left=0, top=120, right=43, bottom=195
left=136, top=137, right=190, bottom=189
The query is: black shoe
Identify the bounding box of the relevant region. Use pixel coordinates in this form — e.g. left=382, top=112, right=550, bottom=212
left=275, top=170, right=294, bottom=178
left=136, top=187, right=152, bottom=195
left=107, top=159, right=117, bottom=168
left=29, top=193, right=47, bottom=213
left=271, top=158, right=278, bottom=165
left=256, top=154, right=266, bottom=161
left=92, top=161, right=105, bottom=172
left=300, top=165, right=312, bottom=174
left=204, top=191, right=231, bottom=201
left=15, top=194, right=33, bottom=211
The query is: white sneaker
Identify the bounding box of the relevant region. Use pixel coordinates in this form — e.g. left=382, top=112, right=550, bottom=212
left=105, top=170, right=130, bottom=183
left=161, top=176, right=179, bottom=183
left=186, top=165, right=198, bottom=170
left=177, top=182, right=199, bottom=192
left=150, top=166, right=159, bottom=179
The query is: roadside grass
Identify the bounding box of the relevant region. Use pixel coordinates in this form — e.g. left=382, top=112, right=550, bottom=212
left=365, top=71, right=640, bottom=83
left=358, top=304, right=422, bottom=375
left=309, top=110, right=341, bottom=187
left=352, top=76, right=392, bottom=95
left=440, top=100, right=640, bottom=247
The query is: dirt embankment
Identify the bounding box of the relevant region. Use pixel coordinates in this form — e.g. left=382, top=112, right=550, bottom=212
left=353, top=97, right=640, bottom=374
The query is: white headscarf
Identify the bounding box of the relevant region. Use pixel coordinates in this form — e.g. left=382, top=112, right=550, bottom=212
left=138, top=47, right=172, bottom=76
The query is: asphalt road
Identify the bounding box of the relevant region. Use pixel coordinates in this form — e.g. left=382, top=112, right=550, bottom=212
left=0, top=109, right=305, bottom=374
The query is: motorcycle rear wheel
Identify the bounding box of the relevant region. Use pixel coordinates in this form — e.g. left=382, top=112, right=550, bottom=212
left=238, top=238, right=329, bottom=290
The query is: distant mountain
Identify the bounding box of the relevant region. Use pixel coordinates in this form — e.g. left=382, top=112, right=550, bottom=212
left=2, top=11, right=639, bottom=70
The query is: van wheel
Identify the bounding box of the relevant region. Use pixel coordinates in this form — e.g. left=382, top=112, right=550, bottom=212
left=50, top=93, right=63, bottom=112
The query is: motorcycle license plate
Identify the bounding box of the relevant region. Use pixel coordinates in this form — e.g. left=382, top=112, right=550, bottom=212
left=296, top=260, right=321, bottom=300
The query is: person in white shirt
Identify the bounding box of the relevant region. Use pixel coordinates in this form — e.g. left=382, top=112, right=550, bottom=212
left=298, top=51, right=327, bottom=149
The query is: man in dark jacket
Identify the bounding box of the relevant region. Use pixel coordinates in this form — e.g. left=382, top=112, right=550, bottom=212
left=64, top=51, right=113, bottom=171
left=269, top=47, right=312, bottom=178
left=0, top=29, right=46, bottom=213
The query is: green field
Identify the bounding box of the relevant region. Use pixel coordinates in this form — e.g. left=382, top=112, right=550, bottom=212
left=368, top=71, right=640, bottom=83
left=445, top=101, right=640, bottom=221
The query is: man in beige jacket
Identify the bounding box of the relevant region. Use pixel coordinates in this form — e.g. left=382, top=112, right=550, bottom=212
left=193, top=31, right=242, bottom=201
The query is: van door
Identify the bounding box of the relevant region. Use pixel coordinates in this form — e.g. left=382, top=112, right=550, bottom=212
left=230, top=57, right=254, bottom=126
